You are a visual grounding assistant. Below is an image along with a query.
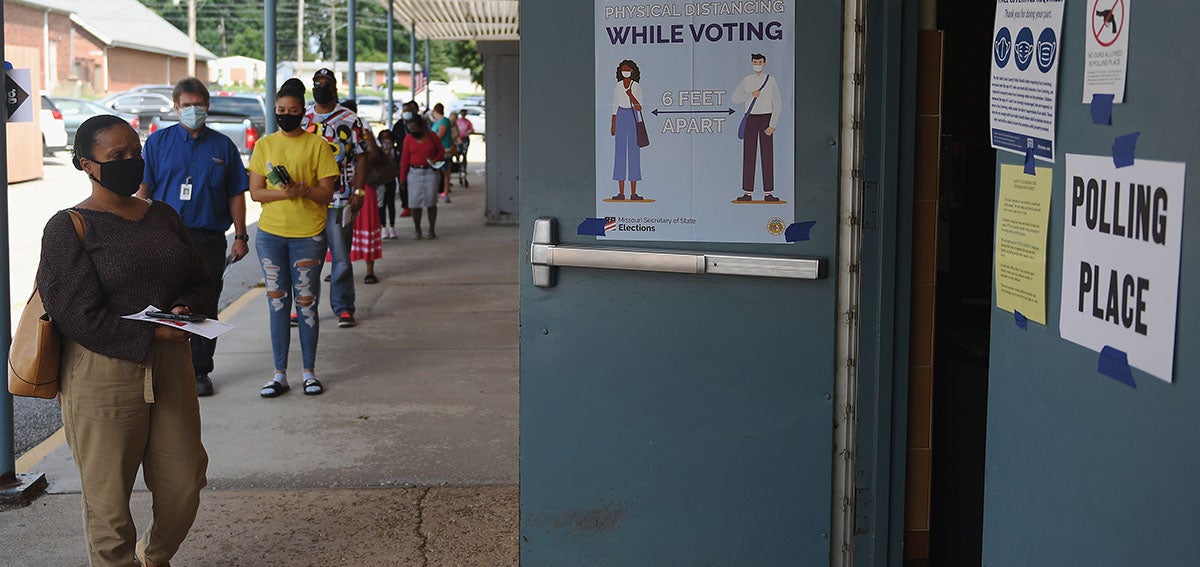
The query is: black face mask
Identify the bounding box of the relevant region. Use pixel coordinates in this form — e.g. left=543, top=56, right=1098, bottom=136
left=312, top=85, right=336, bottom=105
left=87, top=157, right=145, bottom=197
left=276, top=113, right=304, bottom=132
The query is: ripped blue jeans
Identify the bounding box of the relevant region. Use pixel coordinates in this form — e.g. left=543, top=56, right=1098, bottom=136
left=256, top=228, right=326, bottom=371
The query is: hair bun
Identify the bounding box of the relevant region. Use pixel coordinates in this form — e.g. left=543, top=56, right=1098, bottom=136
left=278, top=77, right=307, bottom=99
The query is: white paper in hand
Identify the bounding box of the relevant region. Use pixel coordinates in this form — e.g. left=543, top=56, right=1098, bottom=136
left=122, top=305, right=235, bottom=340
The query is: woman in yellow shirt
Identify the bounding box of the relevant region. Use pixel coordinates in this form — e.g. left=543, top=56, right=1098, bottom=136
left=248, top=78, right=339, bottom=398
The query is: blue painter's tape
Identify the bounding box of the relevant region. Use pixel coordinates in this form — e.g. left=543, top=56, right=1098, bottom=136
left=1014, top=310, right=1028, bottom=330
left=1112, top=132, right=1140, bottom=168
left=1024, top=149, right=1037, bottom=175
left=1098, top=346, right=1137, bottom=389
left=1090, top=93, right=1114, bottom=126
left=577, top=218, right=606, bottom=236
left=785, top=221, right=816, bottom=242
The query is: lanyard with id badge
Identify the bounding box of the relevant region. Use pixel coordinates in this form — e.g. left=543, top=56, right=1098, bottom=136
left=180, top=176, right=193, bottom=201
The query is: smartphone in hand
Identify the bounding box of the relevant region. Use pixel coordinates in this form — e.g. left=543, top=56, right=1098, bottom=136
left=146, top=311, right=207, bottom=323
left=266, top=164, right=293, bottom=187
left=272, top=165, right=293, bottom=185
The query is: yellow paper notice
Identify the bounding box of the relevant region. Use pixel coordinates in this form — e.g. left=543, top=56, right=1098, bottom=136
left=994, top=164, right=1053, bottom=324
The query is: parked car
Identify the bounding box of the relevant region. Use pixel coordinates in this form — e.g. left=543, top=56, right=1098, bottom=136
left=124, top=84, right=176, bottom=97
left=354, top=96, right=385, bottom=124
left=98, top=91, right=175, bottom=139
left=153, top=92, right=268, bottom=154
left=40, top=95, right=68, bottom=156
left=457, top=95, right=485, bottom=108
left=49, top=96, right=137, bottom=146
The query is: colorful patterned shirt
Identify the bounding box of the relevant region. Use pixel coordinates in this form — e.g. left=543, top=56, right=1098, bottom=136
left=302, top=104, right=368, bottom=205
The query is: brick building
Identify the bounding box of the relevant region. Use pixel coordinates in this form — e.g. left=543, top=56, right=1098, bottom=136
left=4, top=0, right=215, bottom=97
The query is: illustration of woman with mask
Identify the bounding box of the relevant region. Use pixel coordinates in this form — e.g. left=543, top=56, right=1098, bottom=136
left=37, top=114, right=217, bottom=566
left=247, top=78, right=339, bottom=399
left=610, top=59, right=648, bottom=200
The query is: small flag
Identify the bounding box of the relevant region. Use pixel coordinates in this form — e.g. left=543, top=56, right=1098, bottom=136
left=413, top=71, right=427, bottom=95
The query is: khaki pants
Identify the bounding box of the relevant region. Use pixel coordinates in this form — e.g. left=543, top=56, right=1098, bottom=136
left=60, top=339, right=208, bottom=566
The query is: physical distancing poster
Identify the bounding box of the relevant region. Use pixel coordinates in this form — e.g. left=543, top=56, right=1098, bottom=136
left=594, top=0, right=796, bottom=243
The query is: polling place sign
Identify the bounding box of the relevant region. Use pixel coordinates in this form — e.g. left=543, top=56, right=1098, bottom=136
left=1060, top=154, right=1186, bottom=383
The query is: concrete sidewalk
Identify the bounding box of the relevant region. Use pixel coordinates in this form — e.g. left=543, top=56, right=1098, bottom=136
left=2, top=170, right=521, bottom=566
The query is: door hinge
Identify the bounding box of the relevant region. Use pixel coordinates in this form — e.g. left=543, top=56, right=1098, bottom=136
left=854, top=488, right=872, bottom=535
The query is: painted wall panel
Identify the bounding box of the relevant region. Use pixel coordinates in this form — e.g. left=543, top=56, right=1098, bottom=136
left=985, top=2, right=1200, bottom=565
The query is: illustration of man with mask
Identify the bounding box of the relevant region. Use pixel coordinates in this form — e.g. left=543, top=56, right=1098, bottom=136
left=138, top=77, right=250, bottom=397
left=732, top=53, right=783, bottom=203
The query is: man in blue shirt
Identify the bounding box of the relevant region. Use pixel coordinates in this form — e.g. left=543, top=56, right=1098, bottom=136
left=138, top=77, right=250, bottom=397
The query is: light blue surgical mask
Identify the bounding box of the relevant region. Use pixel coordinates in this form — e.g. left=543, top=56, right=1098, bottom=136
left=402, top=111, right=414, bottom=121
left=180, top=106, right=208, bottom=130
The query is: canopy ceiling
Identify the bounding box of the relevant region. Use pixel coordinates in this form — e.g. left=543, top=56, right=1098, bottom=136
left=381, top=0, right=520, bottom=41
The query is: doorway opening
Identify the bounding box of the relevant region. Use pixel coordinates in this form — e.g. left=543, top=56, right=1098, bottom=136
left=928, top=2, right=996, bottom=567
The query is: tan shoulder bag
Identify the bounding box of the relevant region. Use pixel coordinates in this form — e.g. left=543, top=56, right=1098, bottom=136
left=8, top=210, right=86, bottom=398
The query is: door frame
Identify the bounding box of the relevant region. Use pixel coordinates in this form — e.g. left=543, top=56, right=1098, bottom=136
left=841, top=0, right=919, bottom=564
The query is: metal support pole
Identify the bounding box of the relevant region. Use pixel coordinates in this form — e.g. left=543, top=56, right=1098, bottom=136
left=297, top=0, right=305, bottom=74
left=330, top=0, right=337, bottom=75
left=410, top=21, right=416, bottom=104
left=1, top=2, right=49, bottom=506
left=386, top=2, right=394, bottom=126
left=348, top=0, right=357, bottom=100
left=1, top=2, right=15, bottom=483
left=424, top=38, right=430, bottom=111
left=187, top=0, right=197, bottom=77
left=265, top=0, right=277, bottom=132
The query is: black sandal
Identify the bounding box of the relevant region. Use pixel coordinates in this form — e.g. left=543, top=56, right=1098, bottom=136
left=364, top=274, right=379, bottom=284
left=303, top=378, right=324, bottom=395
left=260, top=380, right=289, bottom=398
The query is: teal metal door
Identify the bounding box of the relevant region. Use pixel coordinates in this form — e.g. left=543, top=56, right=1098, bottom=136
left=519, top=1, right=845, bottom=564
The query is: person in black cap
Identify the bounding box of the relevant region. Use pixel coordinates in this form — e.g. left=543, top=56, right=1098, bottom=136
left=300, top=68, right=368, bottom=328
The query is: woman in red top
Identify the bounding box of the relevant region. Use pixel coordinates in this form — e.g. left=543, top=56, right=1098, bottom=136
left=399, top=115, right=445, bottom=239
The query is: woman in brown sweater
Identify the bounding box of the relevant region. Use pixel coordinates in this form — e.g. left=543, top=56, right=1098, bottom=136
left=37, top=115, right=217, bottom=567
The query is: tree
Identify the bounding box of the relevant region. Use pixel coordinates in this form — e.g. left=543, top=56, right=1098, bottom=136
left=137, top=0, right=482, bottom=84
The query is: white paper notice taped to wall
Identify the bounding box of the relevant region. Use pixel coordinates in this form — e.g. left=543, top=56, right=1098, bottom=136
left=1060, top=154, right=1186, bottom=383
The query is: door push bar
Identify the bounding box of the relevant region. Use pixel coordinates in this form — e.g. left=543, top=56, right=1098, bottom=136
left=530, top=218, right=826, bottom=288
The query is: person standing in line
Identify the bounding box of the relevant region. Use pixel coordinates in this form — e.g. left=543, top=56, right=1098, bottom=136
left=430, top=102, right=454, bottom=203
left=302, top=68, right=368, bottom=328
left=39, top=115, right=216, bottom=567
left=454, top=109, right=475, bottom=176
left=389, top=100, right=419, bottom=218
left=376, top=128, right=400, bottom=239
left=732, top=53, right=782, bottom=202
left=249, top=78, right=339, bottom=398
left=352, top=127, right=385, bottom=283
left=138, top=77, right=250, bottom=397
left=400, top=115, right=445, bottom=239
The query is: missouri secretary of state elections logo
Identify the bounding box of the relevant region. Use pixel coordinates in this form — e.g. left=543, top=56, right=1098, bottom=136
left=767, top=217, right=786, bottom=236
